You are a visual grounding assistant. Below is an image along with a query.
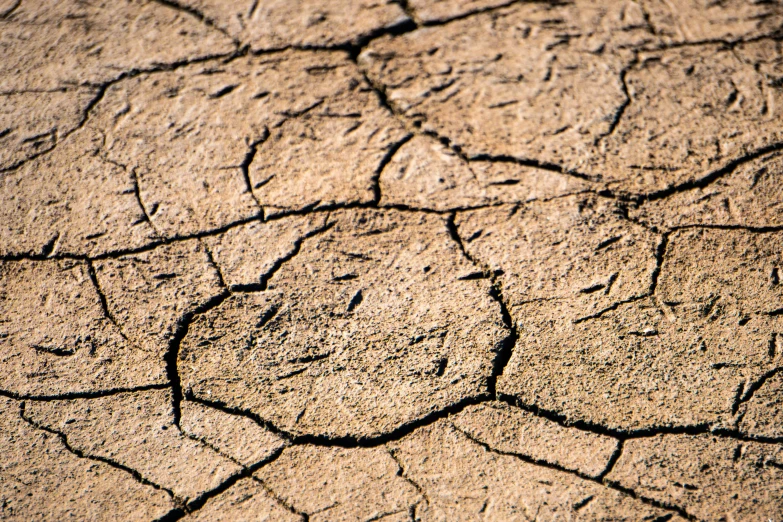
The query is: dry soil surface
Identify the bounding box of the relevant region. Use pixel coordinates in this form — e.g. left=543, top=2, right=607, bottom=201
left=2, top=1, right=783, bottom=521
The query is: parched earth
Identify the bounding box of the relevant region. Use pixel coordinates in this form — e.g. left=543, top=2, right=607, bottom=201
left=2, top=1, right=783, bottom=521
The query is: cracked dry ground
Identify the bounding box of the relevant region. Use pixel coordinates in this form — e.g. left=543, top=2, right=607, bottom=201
left=3, top=1, right=783, bottom=522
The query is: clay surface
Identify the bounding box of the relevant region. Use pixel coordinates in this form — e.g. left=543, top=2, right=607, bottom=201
left=0, top=259, right=165, bottom=397
left=607, top=433, right=783, bottom=520
left=257, top=445, right=422, bottom=521
left=177, top=0, right=409, bottom=50
left=24, top=389, right=241, bottom=503
left=3, top=1, right=783, bottom=520
left=0, top=398, right=174, bottom=520
left=180, top=209, right=507, bottom=439
left=451, top=402, right=619, bottom=478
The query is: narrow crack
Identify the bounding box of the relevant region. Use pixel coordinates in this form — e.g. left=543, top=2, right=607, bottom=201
left=201, top=241, right=228, bottom=290
left=239, top=128, right=270, bottom=217
left=733, top=366, right=783, bottom=415
left=97, top=152, right=162, bottom=238
left=388, top=447, right=430, bottom=518
left=165, top=291, right=232, bottom=428
left=130, top=167, right=161, bottom=236
left=85, top=258, right=133, bottom=340
left=446, top=212, right=517, bottom=397
left=648, top=230, right=670, bottom=296
left=597, top=439, right=625, bottom=480
left=0, top=202, right=445, bottom=263
left=466, top=148, right=599, bottom=184
left=371, top=133, right=413, bottom=205
left=0, top=84, right=104, bottom=174
left=451, top=421, right=607, bottom=484
left=0, top=383, right=170, bottom=402
left=672, top=223, right=783, bottom=234
left=0, top=193, right=599, bottom=263
left=640, top=30, right=783, bottom=54
left=251, top=475, right=310, bottom=521
left=151, top=0, right=239, bottom=46
left=573, top=228, right=668, bottom=324
left=594, top=53, right=637, bottom=145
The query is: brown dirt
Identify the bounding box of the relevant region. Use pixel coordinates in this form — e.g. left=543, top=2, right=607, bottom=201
left=1, top=1, right=783, bottom=520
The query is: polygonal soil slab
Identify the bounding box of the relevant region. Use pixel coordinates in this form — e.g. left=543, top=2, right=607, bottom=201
left=1, top=398, right=174, bottom=520
left=389, top=420, right=684, bottom=520
left=176, top=0, right=409, bottom=50
left=258, top=445, right=422, bottom=521
left=0, top=128, right=159, bottom=258
left=24, top=389, right=241, bottom=504
left=0, top=259, right=165, bottom=397
left=496, top=228, right=783, bottom=431
left=607, top=433, right=783, bottom=520
left=180, top=209, right=508, bottom=438
left=599, top=43, right=783, bottom=194
left=0, top=0, right=233, bottom=171
left=0, top=88, right=96, bottom=171
left=361, top=6, right=783, bottom=194
left=93, top=51, right=406, bottom=237
left=456, top=194, right=661, bottom=320
left=642, top=0, right=783, bottom=45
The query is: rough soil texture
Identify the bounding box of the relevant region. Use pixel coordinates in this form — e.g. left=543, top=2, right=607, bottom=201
left=1, top=1, right=783, bottom=521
